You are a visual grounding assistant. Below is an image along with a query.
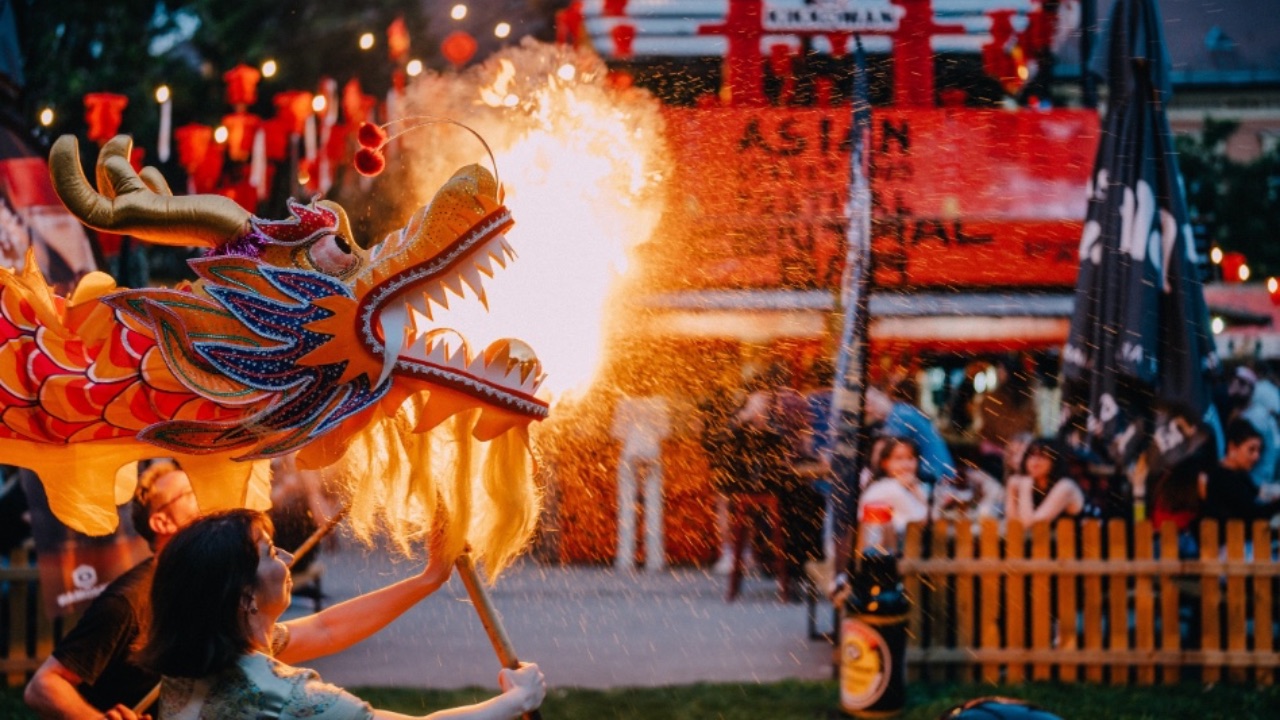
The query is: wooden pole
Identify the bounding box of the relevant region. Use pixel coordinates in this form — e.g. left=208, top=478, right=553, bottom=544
left=454, top=551, right=543, bottom=720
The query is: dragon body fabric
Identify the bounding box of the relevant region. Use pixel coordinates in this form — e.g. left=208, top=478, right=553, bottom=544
left=0, top=135, right=548, bottom=573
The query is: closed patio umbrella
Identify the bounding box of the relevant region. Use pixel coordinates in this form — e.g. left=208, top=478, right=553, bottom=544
left=1061, top=0, right=1220, bottom=503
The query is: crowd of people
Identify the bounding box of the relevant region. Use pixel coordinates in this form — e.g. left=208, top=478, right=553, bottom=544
left=685, top=355, right=1280, bottom=603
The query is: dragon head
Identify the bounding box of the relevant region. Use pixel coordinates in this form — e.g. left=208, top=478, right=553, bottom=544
left=49, top=135, right=549, bottom=460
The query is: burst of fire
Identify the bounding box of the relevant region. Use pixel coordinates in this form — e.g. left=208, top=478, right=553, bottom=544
left=393, top=42, right=670, bottom=403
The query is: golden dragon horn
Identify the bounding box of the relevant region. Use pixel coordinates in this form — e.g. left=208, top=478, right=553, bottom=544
left=49, top=134, right=251, bottom=248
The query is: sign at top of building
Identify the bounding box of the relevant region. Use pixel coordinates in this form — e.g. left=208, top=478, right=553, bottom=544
left=763, top=0, right=904, bottom=33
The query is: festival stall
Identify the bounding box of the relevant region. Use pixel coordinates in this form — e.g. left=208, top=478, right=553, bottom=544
left=550, top=0, right=1099, bottom=566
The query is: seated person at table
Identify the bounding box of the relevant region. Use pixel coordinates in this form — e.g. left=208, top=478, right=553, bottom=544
left=857, top=436, right=931, bottom=539
left=138, top=509, right=546, bottom=720
left=1004, top=439, right=1089, bottom=525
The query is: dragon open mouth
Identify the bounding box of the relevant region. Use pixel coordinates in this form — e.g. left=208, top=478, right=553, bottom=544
left=355, top=165, right=549, bottom=424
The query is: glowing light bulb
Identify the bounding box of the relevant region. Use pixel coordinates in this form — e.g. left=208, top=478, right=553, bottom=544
left=557, top=64, right=576, bottom=81
left=261, top=59, right=278, bottom=78
left=312, top=95, right=327, bottom=113
left=1211, top=246, right=1224, bottom=264
left=214, top=125, right=229, bottom=144
left=494, top=22, right=511, bottom=39
left=359, top=32, right=375, bottom=50
left=38, top=107, right=54, bottom=127
left=1240, top=264, right=1252, bottom=282
left=451, top=4, right=468, bottom=20
left=154, top=85, right=170, bottom=104
left=407, top=59, right=424, bottom=77
left=1211, top=316, right=1225, bottom=335
left=1268, top=277, right=1278, bottom=294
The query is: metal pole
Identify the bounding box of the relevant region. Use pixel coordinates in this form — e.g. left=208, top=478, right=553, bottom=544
left=828, top=35, right=875, bottom=580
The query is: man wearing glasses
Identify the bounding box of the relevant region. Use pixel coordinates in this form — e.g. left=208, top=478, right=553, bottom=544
left=24, top=460, right=198, bottom=719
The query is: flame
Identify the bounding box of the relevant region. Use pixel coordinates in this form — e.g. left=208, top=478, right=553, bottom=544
left=392, top=41, right=670, bottom=403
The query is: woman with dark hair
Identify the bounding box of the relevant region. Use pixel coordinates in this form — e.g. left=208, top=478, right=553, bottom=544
left=856, top=436, right=932, bottom=539
left=1004, top=439, right=1087, bottom=524
left=139, top=510, right=545, bottom=720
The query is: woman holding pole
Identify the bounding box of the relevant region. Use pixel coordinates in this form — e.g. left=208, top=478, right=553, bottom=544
left=137, top=509, right=545, bottom=720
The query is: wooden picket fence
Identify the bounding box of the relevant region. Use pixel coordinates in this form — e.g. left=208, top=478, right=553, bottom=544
left=897, top=517, right=1280, bottom=685
left=0, top=546, right=79, bottom=688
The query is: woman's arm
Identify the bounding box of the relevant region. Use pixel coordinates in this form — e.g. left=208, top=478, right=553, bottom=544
left=373, top=664, right=545, bottom=720
left=1004, top=475, right=1032, bottom=524
left=277, top=549, right=452, bottom=664
left=1030, top=480, right=1085, bottom=524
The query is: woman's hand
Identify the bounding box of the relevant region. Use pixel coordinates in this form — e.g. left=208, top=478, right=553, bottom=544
left=498, top=662, right=546, bottom=714
left=102, top=704, right=149, bottom=720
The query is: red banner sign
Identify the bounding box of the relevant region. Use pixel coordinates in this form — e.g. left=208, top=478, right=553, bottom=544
left=655, top=106, right=1099, bottom=290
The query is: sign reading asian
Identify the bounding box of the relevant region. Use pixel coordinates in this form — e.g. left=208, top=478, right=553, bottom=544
left=653, top=107, right=1099, bottom=291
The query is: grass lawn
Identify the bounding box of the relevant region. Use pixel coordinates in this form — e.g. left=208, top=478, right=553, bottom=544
left=8, top=679, right=1273, bottom=719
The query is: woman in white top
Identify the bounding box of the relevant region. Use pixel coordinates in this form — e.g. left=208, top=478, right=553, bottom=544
left=1004, top=438, right=1086, bottom=525
left=858, top=436, right=932, bottom=537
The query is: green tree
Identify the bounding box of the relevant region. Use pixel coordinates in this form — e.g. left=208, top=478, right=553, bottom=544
left=1176, top=117, right=1280, bottom=277
left=15, top=1, right=431, bottom=157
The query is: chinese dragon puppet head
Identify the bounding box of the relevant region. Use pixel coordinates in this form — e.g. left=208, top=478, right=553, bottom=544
left=0, top=135, right=548, bottom=572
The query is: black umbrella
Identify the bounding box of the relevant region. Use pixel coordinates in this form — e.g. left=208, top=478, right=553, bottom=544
left=1062, top=0, right=1221, bottom=486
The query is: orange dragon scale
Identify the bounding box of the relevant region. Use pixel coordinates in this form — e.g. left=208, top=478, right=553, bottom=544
left=1, top=135, right=548, bottom=572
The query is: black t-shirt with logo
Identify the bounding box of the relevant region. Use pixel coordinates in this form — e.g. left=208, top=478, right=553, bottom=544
left=52, top=557, right=157, bottom=711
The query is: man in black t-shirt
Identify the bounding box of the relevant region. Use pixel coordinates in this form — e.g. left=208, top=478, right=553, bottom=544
left=25, top=461, right=198, bottom=720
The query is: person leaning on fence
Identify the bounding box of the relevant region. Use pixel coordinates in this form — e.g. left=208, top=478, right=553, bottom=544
left=856, top=436, right=932, bottom=540
left=24, top=460, right=199, bottom=720
left=137, top=509, right=546, bottom=720
left=1004, top=439, right=1094, bottom=525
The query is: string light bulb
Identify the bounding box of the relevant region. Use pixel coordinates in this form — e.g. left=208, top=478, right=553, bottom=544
left=262, top=59, right=278, bottom=78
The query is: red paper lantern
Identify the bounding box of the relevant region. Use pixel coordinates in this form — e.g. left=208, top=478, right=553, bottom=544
left=261, top=118, right=290, bottom=161
left=342, top=80, right=376, bottom=127
left=441, top=30, right=477, bottom=69
left=273, top=91, right=314, bottom=136
left=174, top=123, right=213, bottom=174
left=1221, top=252, right=1248, bottom=283
left=223, top=64, right=262, bottom=107
left=193, top=141, right=225, bottom=195
left=387, top=16, right=411, bottom=63
left=221, top=111, right=261, bottom=163
left=83, top=93, right=129, bottom=145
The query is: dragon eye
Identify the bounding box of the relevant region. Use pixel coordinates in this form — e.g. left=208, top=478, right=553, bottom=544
left=308, top=234, right=361, bottom=276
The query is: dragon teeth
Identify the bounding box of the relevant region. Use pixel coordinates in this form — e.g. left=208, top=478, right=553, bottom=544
left=425, top=281, right=449, bottom=309
left=460, top=265, right=489, bottom=310
left=441, top=273, right=465, bottom=299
